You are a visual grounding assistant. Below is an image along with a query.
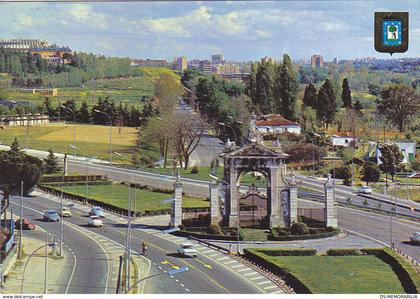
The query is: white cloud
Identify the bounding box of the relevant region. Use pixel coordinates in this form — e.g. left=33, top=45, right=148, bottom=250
left=68, top=4, right=107, bottom=30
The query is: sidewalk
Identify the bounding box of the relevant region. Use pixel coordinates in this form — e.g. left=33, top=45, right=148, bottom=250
left=2, top=235, right=72, bottom=294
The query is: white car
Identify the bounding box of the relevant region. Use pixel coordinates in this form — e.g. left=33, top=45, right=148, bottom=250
left=177, top=242, right=198, bottom=257
left=410, top=232, right=420, bottom=245
left=60, top=207, right=72, bottom=217
left=358, top=186, right=373, bottom=194
left=87, top=216, right=103, bottom=227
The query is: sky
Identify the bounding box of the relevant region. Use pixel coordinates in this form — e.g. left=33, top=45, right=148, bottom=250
left=0, top=1, right=419, bottom=62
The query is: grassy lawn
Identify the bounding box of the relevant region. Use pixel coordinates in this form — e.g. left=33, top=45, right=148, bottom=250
left=58, top=184, right=209, bottom=212
left=263, top=255, right=405, bottom=293
left=241, top=228, right=270, bottom=241
left=371, top=184, right=420, bottom=202
left=0, top=123, right=137, bottom=162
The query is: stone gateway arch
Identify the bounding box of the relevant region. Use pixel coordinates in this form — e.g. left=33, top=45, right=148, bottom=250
left=222, top=141, right=290, bottom=228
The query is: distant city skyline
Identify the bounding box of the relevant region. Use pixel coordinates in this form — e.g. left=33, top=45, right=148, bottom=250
left=0, top=1, right=419, bottom=61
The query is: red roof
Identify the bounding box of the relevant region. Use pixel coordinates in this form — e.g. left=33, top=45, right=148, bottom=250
left=256, top=114, right=300, bottom=127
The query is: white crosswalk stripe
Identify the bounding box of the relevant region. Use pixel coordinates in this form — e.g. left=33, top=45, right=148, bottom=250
left=207, top=253, right=220, bottom=257
left=223, top=260, right=237, bottom=265
left=264, top=285, right=278, bottom=290
left=237, top=268, right=252, bottom=273
left=202, top=250, right=214, bottom=254
left=250, top=276, right=265, bottom=281
left=243, top=271, right=259, bottom=277
left=231, top=264, right=246, bottom=269
left=216, top=256, right=230, bottom=261
left=257, top=281, right=272, bottom=285
left=271, top=290, right=283, bottom=294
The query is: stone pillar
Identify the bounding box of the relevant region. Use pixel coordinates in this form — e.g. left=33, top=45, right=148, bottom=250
left=228, top=168, right=239, bottom=227
left=269, top=167, right=283, bottom=228
left=63, top=153, right=68, bottom=176
left=170, top=174, right=183, bottom=227
left=289, top=175, right=298, bottom=225
left=209, top=180, right=220, bottom=225
left=324, top=174, right=338, bottom=227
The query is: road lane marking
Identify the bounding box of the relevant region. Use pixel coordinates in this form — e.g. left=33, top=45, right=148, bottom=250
left=271, top=290, right=284, bottom=294
left=264, top=285, right=279, bottom=290
left=257, top=281, right=272, bottom=285
left=216, top=257, right=229, bottom=261
left=207, top=253, right=220, bottom=257
left=202, top=250, right=214, bottom=254
left=243, top=272, right=259, bottom=277
left=223, top=260, right=237, bottom=265
left=237, top=268, right=252, bottom=273
left=250, top=276, right=265, bottom=281
left=231, top=264, right=246, bottom=269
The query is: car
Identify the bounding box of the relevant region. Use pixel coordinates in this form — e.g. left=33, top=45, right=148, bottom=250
left=87, top=216, right=103, bottom=227
left=15, top=218, right=36, bottom=230
left=410, top=232, right=420, bottom=245
left=358, top=186, right=373, bottom=194
left=177, top=242, right=198, bottom=257
left=43, top=210, right=61, bottom=222
left=60, top=207, right=72, bottom=217
left=89, top=207, right=105, bottom=218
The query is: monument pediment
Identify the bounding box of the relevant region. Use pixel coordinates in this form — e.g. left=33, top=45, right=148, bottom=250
left=225, top=142, right=287, bottom=158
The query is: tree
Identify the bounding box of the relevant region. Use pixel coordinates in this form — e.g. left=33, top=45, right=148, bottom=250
left=276, top=54, right=298, bottom=120
left=376, top=84, right=420, bottom=132
left=379, top=143, right=404, bottom=181
left=341, top=78, right=352, bottom=108
left=362, top=162, right=380, bottom=185
left=171, top=112, right=207, bottom=169
left=255, top=60, right=276, bottom=114
left=330, top=166, right=352, bottom=186
left=44, top=149, right=62, bottom=174
left=10, top=137, right=20, bottom=153
left=78, top=101, right=90, bottom=123
left=302, top=83, right=318, bottom=108
left=316, top=79, right=337, bottom=130
left=0, top=149, right=44, bottom=217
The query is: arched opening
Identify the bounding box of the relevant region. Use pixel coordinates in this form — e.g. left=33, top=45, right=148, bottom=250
left=236, top=170, right=269, bottom=228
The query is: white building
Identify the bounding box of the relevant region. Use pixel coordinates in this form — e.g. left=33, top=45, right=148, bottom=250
left=331, top=133, right=357, bottom=147
left=255, top=114, right=301, bottom=135
left=375, top=141, right=416, bottom=164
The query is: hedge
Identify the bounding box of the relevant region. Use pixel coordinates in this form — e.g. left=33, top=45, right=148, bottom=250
left=243, top=248, right=312, bottom=294
left=256, top=249, right=317, bottom=256
left=268, top=228, right=340, bottom=241
left=360, top=248, right=420, bottom=293
left=41, top=175, right=105, bottom=183
left=174, top=230, right=243, bottom=241
left=327, top=248, right=362, bottom=256
left=41, top=180, right=112, bottom=187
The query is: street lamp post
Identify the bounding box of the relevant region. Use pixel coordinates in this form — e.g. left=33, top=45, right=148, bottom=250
left=311, top=133, right=321, bottom=177
left=94, top=109, right=113, bottom=164
left=61, top=105, right=77, bottom=157
left=19, top=181, right=23, bottom=259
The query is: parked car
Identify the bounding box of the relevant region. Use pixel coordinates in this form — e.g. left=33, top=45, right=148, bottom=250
left=60, top=207, right=72, bottom=217
left=15, top=218, right=36, bottom=230
left=410, top=232, right=420, bottom=245
left=177, top=242, right=198, bottom=257
left=89, top=207, right=105, bottom=218
left=87, top=216, right=103, bottom=227
left=358, top=186, right=373, bottom=194
left=43, top=210, right=61, bottom=222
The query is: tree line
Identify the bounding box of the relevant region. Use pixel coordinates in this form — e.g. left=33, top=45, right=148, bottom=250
left=0, top=47, right=143, bottom=88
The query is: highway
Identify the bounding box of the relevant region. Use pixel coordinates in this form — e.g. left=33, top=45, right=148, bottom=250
left=10, top=193, right=284, bottom=294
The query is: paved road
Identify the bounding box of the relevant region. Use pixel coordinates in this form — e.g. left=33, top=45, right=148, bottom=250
left=12, top=192, right=284, bottom=294
left=9, top=197, right=111, bottom=294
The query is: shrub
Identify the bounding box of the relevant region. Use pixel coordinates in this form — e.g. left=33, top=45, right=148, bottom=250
left=178, top=224, right=185, bottom=230
left=290, top=222, right=309, bottom=235
left=326, top=226, right=336, bottom=232
left=277, top=229, right=289, bottom=236
left=308, top=228, right=323, bottom=235
left=207, top=224, right=222, bottom=235
left=190, top=166, right=199, bottom=174
left=330, top=166, right=352, bottom=186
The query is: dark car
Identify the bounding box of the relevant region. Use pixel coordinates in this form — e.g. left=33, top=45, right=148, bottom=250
left=15, top=218, right=36, bottom=230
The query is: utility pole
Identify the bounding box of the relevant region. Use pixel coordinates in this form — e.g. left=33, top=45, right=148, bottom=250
left=60, top=174, right=64, bottom=256
left=44, top=233, right=48, bottom=294
left=19, top=181, right=23, bottom=259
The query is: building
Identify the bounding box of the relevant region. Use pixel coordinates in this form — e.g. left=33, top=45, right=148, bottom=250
left=220, top=73, right=250, bottom=83
left=199, top=60, right=212, bottom=73
left=211, top=54, right=224, bottom=66
left=255, top=114, right=301, bottom=135
left=311, top=54, right=324, bottom=68
left=0, top=99, right=35, bottom=109
left=333, top=57, right=338, bottom=64
left=187, top=59, right=200, bottom=69
left=172, top=56, right=187, bottom=71
left=0, top=114, right=49, bottom=126
left=331, top=132, right=357, bottom=147
left=130, top=59, right=168, bottom=67
left=374, top=141, right=417, bottom=164
left=216, top=63, right=240, bottom=74
left=0, top=39, right=49, bottom=52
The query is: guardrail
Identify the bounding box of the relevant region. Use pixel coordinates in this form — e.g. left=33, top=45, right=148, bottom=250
left=188, top=236, right=231, bottom=254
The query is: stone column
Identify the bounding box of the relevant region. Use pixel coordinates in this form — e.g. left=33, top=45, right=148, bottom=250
left=324, top=174, right=338, bottom=227
left=228, top=167, right=239, bottom=227
left=170, top=174, right=183, bottom=227
left=209, top=180, right=219, bottom=225
left=269, top=167, right=283, bottom=228
left=289, top=175, right=298, bottom=225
